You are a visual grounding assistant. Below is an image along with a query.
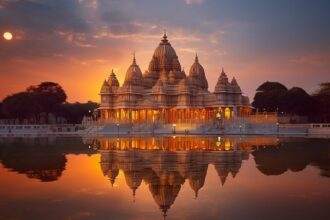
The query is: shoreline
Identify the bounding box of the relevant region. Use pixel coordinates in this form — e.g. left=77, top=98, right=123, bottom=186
left=0, top=131, right=329, bottom=138
left=1, top=123, right=329, bottom=138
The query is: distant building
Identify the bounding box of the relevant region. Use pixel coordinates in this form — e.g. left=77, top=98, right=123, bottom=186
left=99, top=33, right=251, bottom=124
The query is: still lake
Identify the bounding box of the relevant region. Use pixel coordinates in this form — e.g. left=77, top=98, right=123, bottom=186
left=0, top=136, right=329, bottom=220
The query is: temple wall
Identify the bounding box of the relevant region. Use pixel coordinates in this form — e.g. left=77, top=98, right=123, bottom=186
left=99, top=106, right=246, bottom=125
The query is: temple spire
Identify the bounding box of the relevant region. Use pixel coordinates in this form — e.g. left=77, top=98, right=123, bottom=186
left=162, top=209, right=167, bottom=220
left=133, top=188, right=136, bottom=203
left=195, top=53, right=199, bottom=63
left=194, top=189, right=199, bottom=199
left=162, top=30, right=168, bottom=43
left=132, top=52, right=136, bottom=65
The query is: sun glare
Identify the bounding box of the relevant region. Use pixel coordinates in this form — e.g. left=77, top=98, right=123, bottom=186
left=3, top=32, right=13, bottom=40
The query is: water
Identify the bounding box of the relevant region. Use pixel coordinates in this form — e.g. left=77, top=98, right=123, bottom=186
left=0, top=136, right=329, bottom=220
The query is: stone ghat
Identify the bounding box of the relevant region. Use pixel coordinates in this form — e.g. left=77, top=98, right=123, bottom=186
left=0, top=123, right=329, bottom=138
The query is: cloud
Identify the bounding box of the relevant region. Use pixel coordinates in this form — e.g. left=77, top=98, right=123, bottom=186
left=184, top=0, right=204, bottom=5
left=55, top=31, right=96, bottom=48
left=289, top=53, right=330, bottom=65
left=78, top=0, right=98, bottom=9
left=179, top=47, right=196, bottom=53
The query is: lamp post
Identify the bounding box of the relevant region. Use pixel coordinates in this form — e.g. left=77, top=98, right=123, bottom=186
left=117, top=123, right=120, bottom=136
left=276, top=122, right=280, bottom=134
left=172, top=124, right=176, bottom=134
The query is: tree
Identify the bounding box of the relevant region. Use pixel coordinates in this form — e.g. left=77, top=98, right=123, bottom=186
left=256, top=81, right=288, bottom=92
left=59, top=101, right=99, bottom=124
left=27, top=82, right=67, bottom=104
left=252, top=81, right=288, bottom=112
left=0, top=102, right=5, bottom=118
left=27, top=82, right=67, bottom=123
left=313, top=82, right=330, bottom=122
left=281, top=87, right=315, bottom=116
left=2, top=92, right=43, bottom=123
left=253, top=82, right=316, bottom=117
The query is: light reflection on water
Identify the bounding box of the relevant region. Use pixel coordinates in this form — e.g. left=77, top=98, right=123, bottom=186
left=0, top=136, right=329, bottom=220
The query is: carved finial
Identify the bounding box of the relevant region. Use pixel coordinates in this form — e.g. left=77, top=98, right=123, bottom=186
left=162, top=30, right=168, bottom=43
left=195, top=52, right=199, bottom=63
left=163, top=209, right=167, bottom=220
left=132, top=52, right=136, bottom=64
left=194, top=190, right=199, bottom=199
left=133, top=188, right=136, bottom=203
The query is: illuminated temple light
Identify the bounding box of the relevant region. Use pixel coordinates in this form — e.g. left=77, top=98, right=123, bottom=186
left=98, top=34, right=252, bottom=125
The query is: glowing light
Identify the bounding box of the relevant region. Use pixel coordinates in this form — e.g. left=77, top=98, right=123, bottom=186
left=3, top=32, right=13, bottom=40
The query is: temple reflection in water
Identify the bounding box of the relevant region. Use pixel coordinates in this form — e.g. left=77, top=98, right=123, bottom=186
left=92, top=136, right=277, bottom=218
left=0, top=136, right=329, bottom=219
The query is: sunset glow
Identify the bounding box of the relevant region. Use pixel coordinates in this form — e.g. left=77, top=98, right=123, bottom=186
left=0, top=0, right=329, bottom=103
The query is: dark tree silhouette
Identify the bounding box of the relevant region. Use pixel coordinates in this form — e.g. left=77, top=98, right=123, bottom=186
left=256, top=81, right=288, bottom=92
left=0, top=102, right=5, bottom=118
left=253, top=81, right=288, bottom=112
left=27, top=82, right=67, bottom=104
left=313, top=82, right=330, bottom=122
left=59, top=101, right=99, bottom=123
left=281, top=87, right=316, bottom=116
left=1, top=82, right=73, bottom=123
left=2, top=92, right=43, bottom=123
left=26, top=82, right=67, bottom=123
left=253, top=82, right=316, bottom=117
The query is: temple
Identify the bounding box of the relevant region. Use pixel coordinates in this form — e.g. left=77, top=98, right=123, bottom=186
left=99, top=33, right=251, bottom=124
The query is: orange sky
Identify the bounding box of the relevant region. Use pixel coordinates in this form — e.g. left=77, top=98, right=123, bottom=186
left=1, top=0, right=329, bottom=103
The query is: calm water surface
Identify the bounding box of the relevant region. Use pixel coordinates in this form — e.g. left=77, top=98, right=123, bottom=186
left=0, top=136, right=329, bottom=220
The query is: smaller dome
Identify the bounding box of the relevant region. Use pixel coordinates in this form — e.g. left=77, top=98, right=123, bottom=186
left=124, top=54, right=143, bottom=86
left=100, top=80, right=110, bottom=93
left=108, top=69, right=119, bottom=87
left=215, top=68, right=230, bottom=93
left=189, top=54, right=208, bottom=89
left=230, top=77, right=242, bottom=93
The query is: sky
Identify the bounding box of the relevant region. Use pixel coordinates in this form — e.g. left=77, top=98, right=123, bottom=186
left=0, top=0, right=329, bottom=102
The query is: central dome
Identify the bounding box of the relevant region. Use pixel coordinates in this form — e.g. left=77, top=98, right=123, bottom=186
left=149, top=33, right=181, bottom=72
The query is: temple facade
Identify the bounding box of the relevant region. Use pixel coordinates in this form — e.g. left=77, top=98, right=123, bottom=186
left=99, top=33, right=251, bottom=124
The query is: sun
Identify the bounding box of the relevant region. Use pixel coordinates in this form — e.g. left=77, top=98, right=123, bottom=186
left=3, top=32, right=13, bottom=41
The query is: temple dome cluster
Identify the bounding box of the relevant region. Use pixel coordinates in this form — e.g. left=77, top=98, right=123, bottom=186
left=99, top=33, right=251, bottom=123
